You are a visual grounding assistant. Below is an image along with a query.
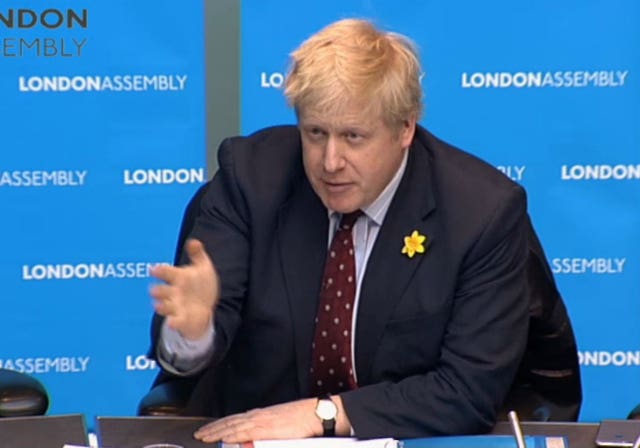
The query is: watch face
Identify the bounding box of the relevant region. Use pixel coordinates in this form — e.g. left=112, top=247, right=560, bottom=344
left=316, top=399, right=338, bottom=420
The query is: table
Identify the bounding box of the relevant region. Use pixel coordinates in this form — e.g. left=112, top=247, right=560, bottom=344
left=491, top=421, right=600, bottom=448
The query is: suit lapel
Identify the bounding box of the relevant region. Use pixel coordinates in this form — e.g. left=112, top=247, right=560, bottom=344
left=355, top=142, right=437, bottom=385
left=277, top=176, right=328, bottom=397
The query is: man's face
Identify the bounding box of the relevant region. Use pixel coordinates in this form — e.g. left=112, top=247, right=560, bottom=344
left=299, top=104, right=416, bottom=213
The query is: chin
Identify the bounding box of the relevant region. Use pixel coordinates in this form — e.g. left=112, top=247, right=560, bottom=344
left=324, top=199, right=362, bottom=214
left=315, top=185, right=364, bottom=212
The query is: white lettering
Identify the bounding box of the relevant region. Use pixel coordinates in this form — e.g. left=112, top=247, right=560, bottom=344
left=18, top=74, right=189, bottom=93
left=551, top=258, right=626, bottom=274
left=125, top=355, right=158, bottom=371
left=0, top=356, right=90, bottom=373
left=260, top=71, right=284, bottom=88
left=123, top=168, right=205, bottom=185
left=496, top=165, right=526, bottom=181
left=561, top=164, right=640, bottom=180
left=0, top=170, right=88, bottom=187
left=461, top=70, right=630, bottom=89
left=22, top=262, right=168, bottom=280
left=579, top=351, right=640, bottom=366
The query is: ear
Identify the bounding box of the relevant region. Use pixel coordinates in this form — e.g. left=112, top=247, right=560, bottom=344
left=399, top=115, right=417, bottom=149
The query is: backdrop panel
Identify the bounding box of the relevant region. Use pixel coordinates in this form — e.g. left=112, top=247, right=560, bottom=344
left=1, top=0, right=205, bottom=421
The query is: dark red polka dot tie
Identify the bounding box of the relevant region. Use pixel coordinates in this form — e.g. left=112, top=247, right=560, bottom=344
left=310, top=211, right=362, bottom=396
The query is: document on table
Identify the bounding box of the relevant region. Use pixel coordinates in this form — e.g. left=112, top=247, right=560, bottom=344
left=222, top=438, right=398, bottom=448
left=221, top=435, right=567, bottom=448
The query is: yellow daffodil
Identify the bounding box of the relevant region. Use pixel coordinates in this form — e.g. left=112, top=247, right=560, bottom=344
left=402, top=230, right=427, bottom=258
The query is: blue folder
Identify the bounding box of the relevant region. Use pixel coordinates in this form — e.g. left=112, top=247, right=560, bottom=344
left=399, top=435, right=568, bottom=448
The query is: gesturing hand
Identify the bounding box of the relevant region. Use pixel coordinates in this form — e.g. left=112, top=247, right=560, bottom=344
left=150, top=239, right=220, bottom=340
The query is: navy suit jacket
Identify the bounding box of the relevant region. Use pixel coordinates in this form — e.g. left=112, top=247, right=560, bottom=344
left=161, top=125, right=530, bottom=438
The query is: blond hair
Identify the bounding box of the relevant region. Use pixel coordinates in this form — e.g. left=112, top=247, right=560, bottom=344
left=284, top=18, right=424, bottom=127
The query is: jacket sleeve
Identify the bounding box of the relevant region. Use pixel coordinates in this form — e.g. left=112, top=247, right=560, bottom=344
left=187, top=137, right=253, bottom=367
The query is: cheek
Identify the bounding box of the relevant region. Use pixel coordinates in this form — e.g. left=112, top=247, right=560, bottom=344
left=359, top=148, right=402, bottom=187
left=353, top=155, right=384, bottom=181
left=302, top=147, right=321, bottom=178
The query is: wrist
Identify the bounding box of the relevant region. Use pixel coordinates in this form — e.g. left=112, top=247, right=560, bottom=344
left=331, top=395, right=351, bottom=436
left=181, top=313, right=213, bottom=341
left=314, top=394, right=338, bottom=437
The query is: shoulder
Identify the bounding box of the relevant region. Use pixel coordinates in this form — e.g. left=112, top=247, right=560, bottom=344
left=217, top=125, right=302, bottom=181
left=218, top=125, right=301, bottom=167
left=213, top=125, right=307, bottom=211
left=218, top=126, right=302, bottom=186
left=414, top=126, right=526, bottom=215
left=411, top=127, right=528, bottom=257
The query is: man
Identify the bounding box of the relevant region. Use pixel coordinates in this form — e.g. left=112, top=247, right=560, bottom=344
left=150, top=18, right=531, bottom=443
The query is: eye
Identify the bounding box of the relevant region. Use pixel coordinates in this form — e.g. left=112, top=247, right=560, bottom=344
left=305, top=127, right=327, bottom=140
left=345, top=131, right=364, bottom=143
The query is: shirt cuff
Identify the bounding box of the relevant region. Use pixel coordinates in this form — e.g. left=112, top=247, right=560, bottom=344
left=157, top=320, right=215, bottom=375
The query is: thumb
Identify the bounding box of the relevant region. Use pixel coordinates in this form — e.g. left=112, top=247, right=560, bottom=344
left=184, top=239, right=210, bottom=266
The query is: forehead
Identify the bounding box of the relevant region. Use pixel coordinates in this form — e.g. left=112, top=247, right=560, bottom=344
left=298, top=102, right=382, bottom=129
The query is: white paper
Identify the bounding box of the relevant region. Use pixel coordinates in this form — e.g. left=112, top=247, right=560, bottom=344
left=251, top=437, right=397, bottom=448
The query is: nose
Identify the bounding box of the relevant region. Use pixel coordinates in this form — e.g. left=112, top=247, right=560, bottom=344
left=323, top=136, right=346, bottom=173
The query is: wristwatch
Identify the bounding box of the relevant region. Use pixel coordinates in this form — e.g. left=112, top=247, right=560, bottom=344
left=315, top=394, right=338, bottom=436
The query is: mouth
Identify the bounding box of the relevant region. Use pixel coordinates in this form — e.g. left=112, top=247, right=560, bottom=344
left=322, top=180, right=353, bottom=194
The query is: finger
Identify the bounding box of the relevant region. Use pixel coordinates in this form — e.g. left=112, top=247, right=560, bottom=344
left=194, top=421, right=225, bottom=442
left=155, top=302, right=170, bottom=317
left=150, top=264, right=181, bottom=284
left=199, top=419, right=255, bottom=444
left=184, top=239, right=210, bottom=266
left=194, top=414, right=248, bottom=441
left=151, top=282, right=184, bottom=317
left=164, top=314, right=187, bottom=330
left=194, top=420, right=215, bottom=438
left=194, top=414, right=239, bottom=438
left=219, top=426, right=256, bottom=444
left=149, top=283, right=175, bottom=302
left=154, top=297, right=181, bottom=318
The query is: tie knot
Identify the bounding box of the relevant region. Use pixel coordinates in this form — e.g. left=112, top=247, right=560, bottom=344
left=339, top=210, right=362, bottom=230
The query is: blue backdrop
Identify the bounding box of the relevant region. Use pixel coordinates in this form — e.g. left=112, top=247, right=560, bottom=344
left=1, top=0, right=205, bottom=421
left=1, top=0, right=638, bottom=426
